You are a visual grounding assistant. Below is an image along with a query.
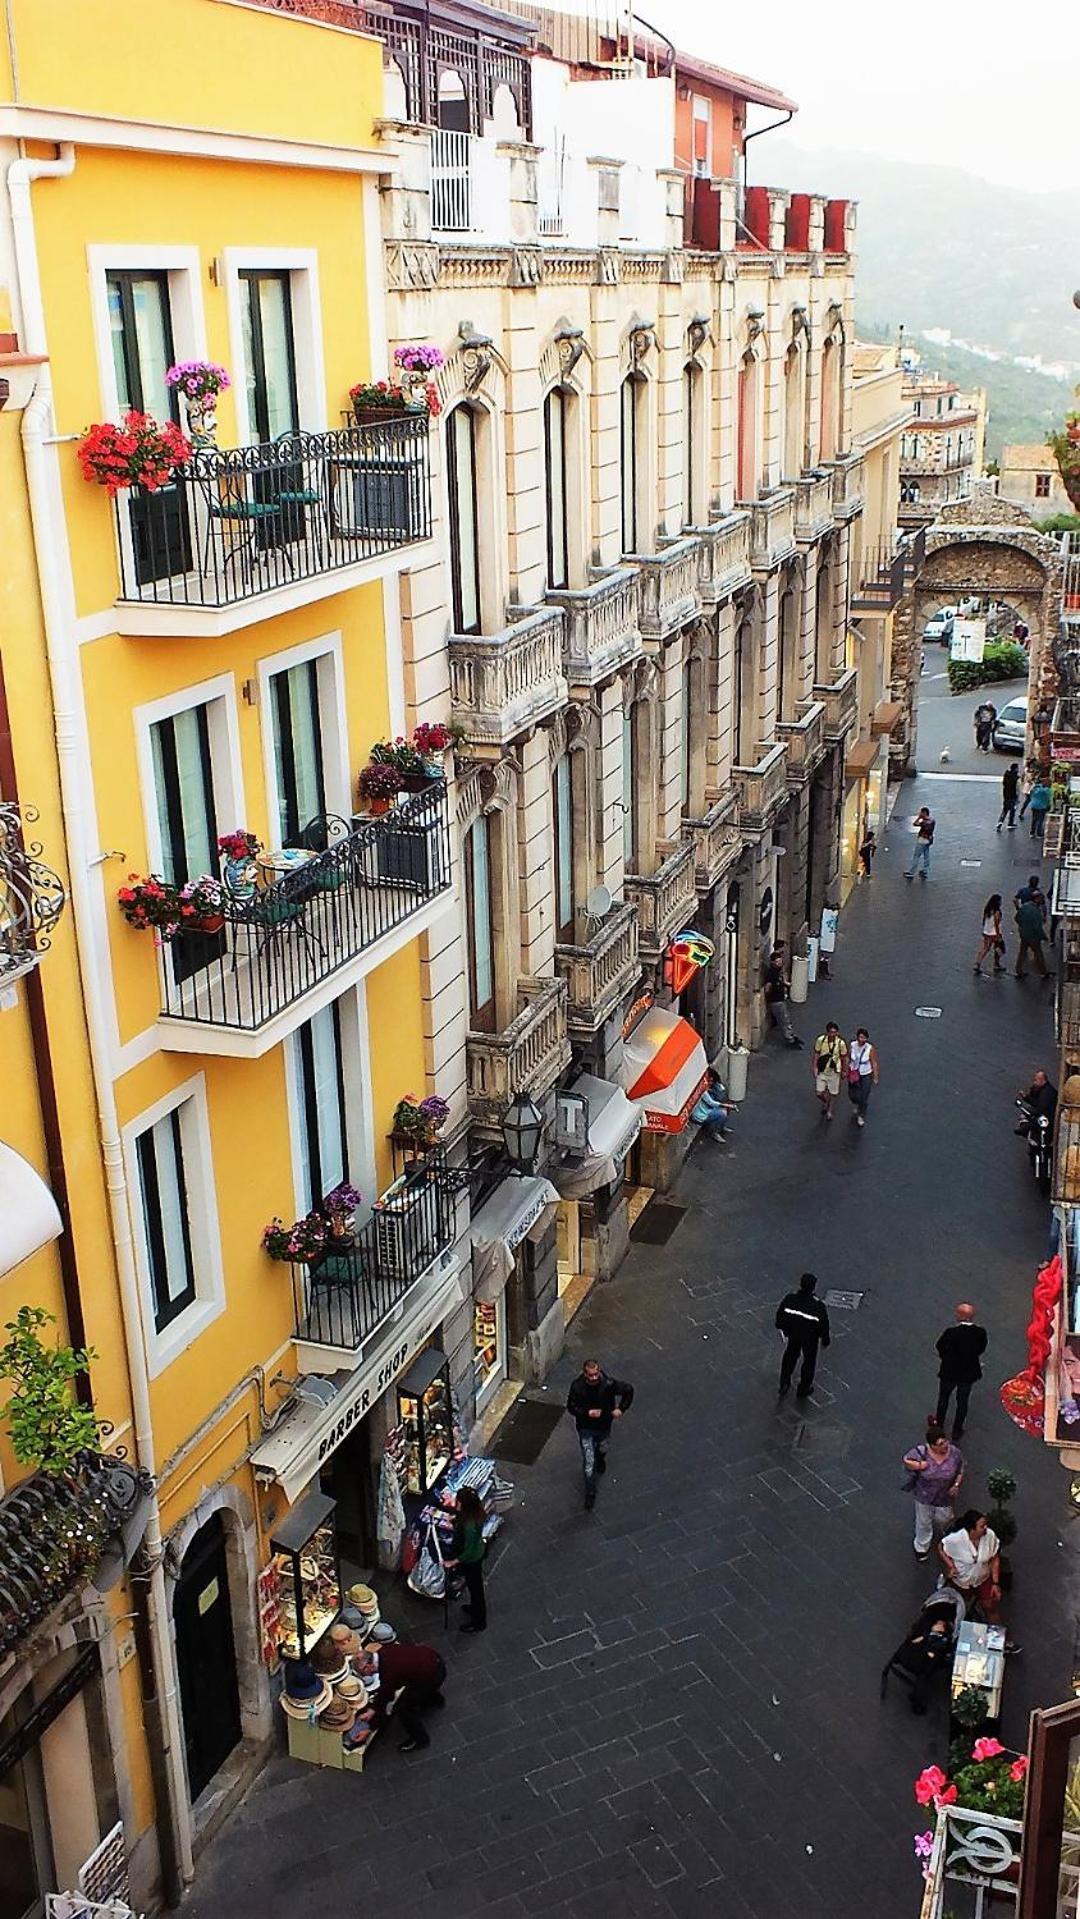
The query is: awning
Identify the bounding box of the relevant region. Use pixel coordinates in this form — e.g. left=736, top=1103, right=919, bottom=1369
left=0, top=1143, right=62, bottom=1279
left=470, top=1175, right=559, bottom=1304
left=845, top=736, right=882, bottom=782
left=871, top=700, right=904, bottom=737
left=251, top=1258, right=462, bottom=1502
left=554, top=1075, right=642, bottom=1198
left=620, top=1006, right=709, bottom=1135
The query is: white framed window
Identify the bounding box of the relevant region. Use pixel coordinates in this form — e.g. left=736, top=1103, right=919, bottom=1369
left=135, top=675, right=244, bottom=878
left=620, top=375, right=644, bottom=553
left=125, top=1075, right=224, bottom=1375
left=286, top=986, right=376, bottom=1217
left=222, top=248, right=326, bottom=443
left=446, top=403, right=482, bottom=632
left=257, top=633, right=350, bottom=847
left=544, top=388, right=569, bottom=590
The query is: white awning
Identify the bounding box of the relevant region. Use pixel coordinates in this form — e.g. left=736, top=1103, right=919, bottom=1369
left=470, top=1174, right=559, bottom=1304
left=0, top=1143, right=62, bottom=1278
left=251, top=1258, right=462, bottom=1503
left=554, top=1075, right=642, bottom=1198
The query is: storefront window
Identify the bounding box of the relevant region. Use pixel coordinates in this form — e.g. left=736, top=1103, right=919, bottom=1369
left=473, top=1296, right=505, bottom=1409
left=397, top=1350, right=453, bottom=1495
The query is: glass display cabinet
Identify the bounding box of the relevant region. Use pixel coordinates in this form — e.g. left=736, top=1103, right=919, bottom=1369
left=396, top=1348, right=452, bottom=1496
left=268, top=1488, right=340, bottom=1661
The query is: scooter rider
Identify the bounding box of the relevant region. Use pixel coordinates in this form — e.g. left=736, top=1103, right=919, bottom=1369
left=1016, top=1069, right=1057, bottom=1133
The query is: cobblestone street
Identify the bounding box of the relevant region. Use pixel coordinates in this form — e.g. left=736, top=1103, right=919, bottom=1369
left=185, top=679, right=1077, bottom=1918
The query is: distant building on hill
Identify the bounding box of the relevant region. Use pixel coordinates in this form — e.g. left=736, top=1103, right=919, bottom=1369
left=897, top=371, right=987, bottom=526
left=997, top=443, right=1072, bottom=519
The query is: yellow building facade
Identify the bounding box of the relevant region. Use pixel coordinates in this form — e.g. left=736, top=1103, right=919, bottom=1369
left=1, top=2, right=455, bottom=1904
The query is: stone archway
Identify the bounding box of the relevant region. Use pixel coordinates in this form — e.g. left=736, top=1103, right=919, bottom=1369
left=890, top=491, right=1062, bottom=775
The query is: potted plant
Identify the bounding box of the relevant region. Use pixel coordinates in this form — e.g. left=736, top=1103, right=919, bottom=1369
left=117, top=873, right=182, bottom=937
left=348, top=376, right=443, bottom=425
left=0, top=1306, right=102, bottom=1474
left=413, top=719, right=463, bottom=776
left=322, top=1180, right=363, bottom=1242
left=358, top=762, right=403, bottom=816
left=393, top=343, right=446, bottom=412
left=392, top=1093, right=451, bottom=1155
left=218, top=828, right=262, bottom=899
left=261, top=1213, right=328, bottom=1264
left=176, top=874, right=226, bottom=934
left=78, top=411, right=192, bottom=497
left=987, top=1467, right=1018, bottom=1585
left=371, top=737, right=428, bottom=790
left=166, top=359, right=231, bottom=443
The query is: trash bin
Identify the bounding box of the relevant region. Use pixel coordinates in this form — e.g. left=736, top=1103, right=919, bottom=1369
left=790, top=954, right=810, bottom=1004
left=724, top=1044, right=749, bottom=1103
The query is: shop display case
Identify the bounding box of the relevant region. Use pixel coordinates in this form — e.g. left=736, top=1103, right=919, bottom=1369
left=396, top=1348, right=453, bottom=1495
left=268, top=1488, right=340, bottom=1661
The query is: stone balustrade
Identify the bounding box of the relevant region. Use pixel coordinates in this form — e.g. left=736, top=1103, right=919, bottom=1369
left=449, top=606, right=567, bottom=746
left=546, top=567, right=642, bottom=687
left=632, top=538, right=701, bottom=643
left=466, top=976, right=571, bottom=1134
left=680, top=793, right=742, bottom=892
left=828, top=452, right=864, bottom=520
left=554, top=902, right=640, bottom=1036
left=813, top=666, right=859, bottom=741
left=792, top=471, right=835, bottom=543
left=733, top=741, right=790, bottom=830
left=745, top=489, right=797, bottom=573
left=623, top=838, right=698, bottom=959
left=694, top=511, right=753, bottom=605
left=775, top=699, right=827, bottom=782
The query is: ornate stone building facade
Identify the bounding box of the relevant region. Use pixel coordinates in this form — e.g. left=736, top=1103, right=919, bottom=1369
left=376, top=19, right=862, bottom=1399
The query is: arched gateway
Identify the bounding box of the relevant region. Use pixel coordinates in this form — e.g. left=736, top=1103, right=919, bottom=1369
left=889, top=490, right=1063, bottom=775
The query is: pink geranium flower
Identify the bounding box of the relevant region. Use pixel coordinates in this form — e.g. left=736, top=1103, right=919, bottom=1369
left=915, top=1765, right=947, bottom=1806
left=1009, top=1757, right=1029, bottom=1782
left=935, top=1784, right=958, bottom=1807
left=973, top=1737, right=1005, bottom=1761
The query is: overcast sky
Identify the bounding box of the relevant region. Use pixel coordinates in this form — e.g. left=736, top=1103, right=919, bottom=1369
left=646, top=0, right=1079, bottom=194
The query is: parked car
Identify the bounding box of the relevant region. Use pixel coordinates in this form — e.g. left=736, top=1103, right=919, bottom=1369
left=992, top=695, right=1028, bottom=752
left=923, top=612, right=954, bottom=643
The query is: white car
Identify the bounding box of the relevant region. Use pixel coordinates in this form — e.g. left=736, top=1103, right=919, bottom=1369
left=992, top=695, right=1028, bottom=753
left=923, top=612, right=953, bottom=643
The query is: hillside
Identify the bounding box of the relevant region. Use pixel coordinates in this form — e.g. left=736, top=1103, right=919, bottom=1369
left=858, top=322, right=1066, bottom=460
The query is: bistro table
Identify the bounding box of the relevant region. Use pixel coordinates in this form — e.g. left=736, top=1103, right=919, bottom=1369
left=951, top=1618, right=1007, bottom=1724
left=256, top=847, right=317, bottom=882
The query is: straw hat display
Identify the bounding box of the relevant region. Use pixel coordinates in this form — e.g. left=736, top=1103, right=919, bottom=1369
left=334, top=1674, right=368, bottom=1707
left=318, top=1692, right=356, bottom=1733
left=329, top=1621, right=361, bottom=1662
left=279, top=1659, right=333, bottom=1721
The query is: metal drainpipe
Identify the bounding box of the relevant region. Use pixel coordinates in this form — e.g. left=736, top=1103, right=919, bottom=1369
left=9, top=144, right=193, bottom=1899
left=740, top=107, right=794, bottom=226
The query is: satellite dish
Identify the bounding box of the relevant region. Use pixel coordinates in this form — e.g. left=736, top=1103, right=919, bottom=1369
left=584, top=884, right=613, bottom=923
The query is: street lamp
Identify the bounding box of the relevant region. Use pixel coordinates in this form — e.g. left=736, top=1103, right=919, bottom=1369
left=501, top=1091, right=544, bottom=1175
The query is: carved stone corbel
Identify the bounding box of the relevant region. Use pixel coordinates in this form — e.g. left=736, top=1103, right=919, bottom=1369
left=687, top=314, right=711, bottom=360
left=629, top=322, right=656, bottom=367
left=458, top=321, right=494, bottom=393
left=555, top=326, right=585, bottom=381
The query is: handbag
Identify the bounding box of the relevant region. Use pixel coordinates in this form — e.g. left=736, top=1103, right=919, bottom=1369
left=406, top=1520, right=445, bottom=1600
left=901, top=1444, right=926, bottom=1492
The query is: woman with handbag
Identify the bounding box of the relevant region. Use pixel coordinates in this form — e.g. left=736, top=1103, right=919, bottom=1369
left=902, top=1425, right=964, bottom=1560
left=846, top=1027, right=879, bottom=1129
left=973, top=894, right=1006, bottom=977
left=444, top=1486, right=487, bottom=1633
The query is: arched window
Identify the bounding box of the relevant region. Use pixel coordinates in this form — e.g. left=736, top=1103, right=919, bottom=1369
left=783, top=344, right=804, bottom=482
left=622, top=701, right=652, bottom=871
left=737, top=352, right=760, bottom=502
left=733, top=613, right=755, bottom=765
left=552, top=753, right=575, bottom=940
left=778, top=587, right=798, bottom=725
left=620, top=373, right=645, bottom=553
left=681, top=650, right=706, bottom=817
left=544, top=387, right=569, bottom=590
left=815, top=553, right=834, bottom=683
left=820, top=338, right=841, bottom=463
left=683, top=362, right=702, bottom=527
left=446, top=404, right=481, bottom=634
left=464, top=811, right=496, bottom=1030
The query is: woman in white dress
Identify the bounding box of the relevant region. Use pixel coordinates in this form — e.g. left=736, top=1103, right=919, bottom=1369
left=973, top=893, right=1006, bottom=977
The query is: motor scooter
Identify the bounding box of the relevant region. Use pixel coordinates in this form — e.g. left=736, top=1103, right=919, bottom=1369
left=1016, top=1097, right=1053, bottom=1196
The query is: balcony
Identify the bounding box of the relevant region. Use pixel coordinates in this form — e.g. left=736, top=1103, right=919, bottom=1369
left=546, top=568, right=641, bottom=688
left=623, top=839, right=698, bottom=961
left=792, top=471, right=835, bottom=544
left=813, top=667, right=859, bottom=742
left=291, top=1155, right=459, bottom=1371
left=449, top=607, right=568, bottom=746
left=113, top=421, right=432, bottom=636
left=155, top=785, right=451, bottom=1058
left=1, top=801, right=66, bottom=987
left=828, top=452, right=864, bottom=520
left=744, top=489, right=797, bottom=573
left=733, top=741, right=790, bottom=832
left=631, top=539, right=701, bottom=644
left=693, top=512, right=753, bottom=606
left=680, top=793, right=742, bottom=893
left=775, top=699, right=827, bottom=783
left=467, top=977, right=571, bottom=1134
left=0, top=1453, right=151, bottom=1660
left=850, top=541, right=907, bottom=614
left=554, top=901, right=640, bottom=1037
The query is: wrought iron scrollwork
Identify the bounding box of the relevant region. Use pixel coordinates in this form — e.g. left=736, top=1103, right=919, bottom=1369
left=0, top=802, right=67, bottom=982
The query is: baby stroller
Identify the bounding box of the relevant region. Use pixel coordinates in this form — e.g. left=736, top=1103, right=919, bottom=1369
left=880, top=1586, right=966, bottom=1715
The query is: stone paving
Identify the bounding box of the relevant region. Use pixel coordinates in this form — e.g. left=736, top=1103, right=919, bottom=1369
left=185, top=677, right=1079, bottom=1918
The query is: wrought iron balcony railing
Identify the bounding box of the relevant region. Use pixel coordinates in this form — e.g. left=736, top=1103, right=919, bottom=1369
left=850, top=540, right=907, bottom=614
left=292, top=1155, right=457, bottom=1356
left=114, top=420, right=432, bottom=611
left=0, top=1452, right=152, bottom=1659
left=0, top=803, right=66, bottom=985
left=157, top=784, right=450, bottom=1040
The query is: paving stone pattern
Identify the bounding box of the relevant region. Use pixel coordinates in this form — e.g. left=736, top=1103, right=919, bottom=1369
left=186, top=680, right=1079, bottom=1917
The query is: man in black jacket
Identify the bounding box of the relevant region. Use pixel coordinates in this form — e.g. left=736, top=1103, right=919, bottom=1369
left=566, top=1360, right=634, bottom=1509
left=935, top=1302, right=988, bottom=1440
left=775, top=1273, right=831, bottom=1401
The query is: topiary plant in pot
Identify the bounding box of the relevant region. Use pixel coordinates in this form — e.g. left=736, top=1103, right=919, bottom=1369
left=987, top=1467, right=1018, bottom=1586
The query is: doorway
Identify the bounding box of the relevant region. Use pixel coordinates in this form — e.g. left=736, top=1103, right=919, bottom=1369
left=173, top=1515, right=241, bottom=1804
left=107, top=270, right=192, bottom=586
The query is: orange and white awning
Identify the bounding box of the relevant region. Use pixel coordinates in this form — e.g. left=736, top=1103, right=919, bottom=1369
left=620, top=1007, right=709, bottom=1135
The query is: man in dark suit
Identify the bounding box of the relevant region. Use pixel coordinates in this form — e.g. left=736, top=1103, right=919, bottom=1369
left=935, top=1303, right=988, bottom=1440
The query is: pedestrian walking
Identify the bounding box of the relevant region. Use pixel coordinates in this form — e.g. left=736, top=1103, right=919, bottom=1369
left=903, top=1425, right=964, bottom=1561
left=357, top=1642, right=448, bottom=1752
left=1015, top=891, right=1052, bottom=979
left=1027, top=776, right=1052, bottom=839
left=858, top=828, right=877, bottom=881
left=997, top=761, right=1021, bottom=832
left=935, top=1302, right=988, bottom=1439
left=566, top=1359, right=634, bottom=1510
left=775, top=1273, right=831, bottom=1400
left=763, top=941, right=803, bottom=1049
left=444, top=1485, right=487, bottom=1634
left=812, top=1021, right=848, bottom=1120
left=973, top=894, right=1006, bottom=977
left=846, top=1026, right=879, bottom=1127
left=1014, top=873, right=1047, bottom=921
left=904, top=807, right=936, bottom=880
left=691, top=1067, right=737, bottom=1144
left=973, top=700, right=997, bottom=753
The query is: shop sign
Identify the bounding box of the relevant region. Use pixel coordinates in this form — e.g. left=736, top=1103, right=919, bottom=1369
left=315, top=1333, right=415, bottom=1468
left=662, top=930, right=715, bottom=996
left=642, top=1072, right=709, bottom=1134
left=950, top=618, right=986, bottom=663
left=621, top=989, right=654, bottom=1040
left=505, top=1183, right=554, bottom=1250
